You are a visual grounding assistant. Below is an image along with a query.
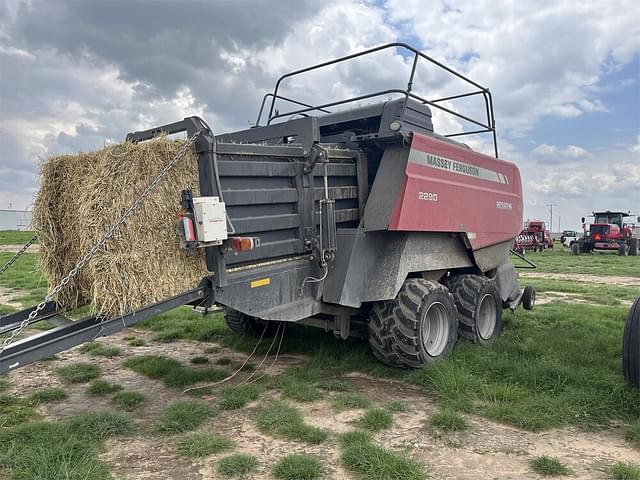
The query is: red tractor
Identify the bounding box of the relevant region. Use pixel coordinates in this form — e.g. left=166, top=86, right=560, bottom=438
left=513, top=220, right=553, bottom=253
left=573, top=210, right=640, bottom=256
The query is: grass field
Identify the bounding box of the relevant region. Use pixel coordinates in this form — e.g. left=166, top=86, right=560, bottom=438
left=0, top=234, right=638, bottom=478
left=0, top=230, right=36, bottom=245
left=513, top=241, right=640, bottom=277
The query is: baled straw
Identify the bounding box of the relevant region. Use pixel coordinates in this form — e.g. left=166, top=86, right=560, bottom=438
left=32, top=137, right=208, bottom=317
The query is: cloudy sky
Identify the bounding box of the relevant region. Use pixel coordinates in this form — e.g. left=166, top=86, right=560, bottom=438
left=1, top=0, right=638, bottom=231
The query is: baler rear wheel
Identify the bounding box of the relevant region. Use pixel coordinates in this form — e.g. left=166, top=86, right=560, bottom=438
left=629, top=238, right=639, bottom=256
left=446, top=274, right=503, bottom=344
left=367, top=279, right=457, bottom=368
left=623, top=297, right=640, bottom=387
left=224, top=309, right=279, bottom=338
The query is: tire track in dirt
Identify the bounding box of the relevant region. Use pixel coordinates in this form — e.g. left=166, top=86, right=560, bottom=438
left=520, top=272, right=640, bottom=287
left=0, top=244, right=39, bottom=253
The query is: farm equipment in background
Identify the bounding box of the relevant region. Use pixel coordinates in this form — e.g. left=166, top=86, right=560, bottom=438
left=513, top=220, right=553, bottom=253
left=0, top=43, right=536, bottom=374
left=573, top=210, right=640, bottom=256
left=560, top=230, right=580, bottom=247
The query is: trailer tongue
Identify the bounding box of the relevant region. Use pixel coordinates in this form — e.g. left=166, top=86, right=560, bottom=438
left=0, top=43, right=535, bottom=374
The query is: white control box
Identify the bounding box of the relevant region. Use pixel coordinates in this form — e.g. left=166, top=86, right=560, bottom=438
left=192, top=196, right=228, bottom=245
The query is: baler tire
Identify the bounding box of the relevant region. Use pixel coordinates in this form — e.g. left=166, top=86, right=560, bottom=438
left=367, top=279, right=458, bottom=368
left=368, top=302, right=395, bottom=365
left=623, top=297, right=640, bottom=388
left=446, top=274, right=503, bottom=344
left=522, top=285, right=536, bottom=311
left=629, top=239, right=639, bottom=256
left=619, top=244, right=628, bottom=256
left=572, top=243, right=580, bottom=255
left=224, top=309, right=279, bottom=338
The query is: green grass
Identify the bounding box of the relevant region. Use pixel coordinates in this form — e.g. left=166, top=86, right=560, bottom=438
left=525, top=278, right=639, bottom=306
left=123, top=354, right=228, bottom=388
left=218, top=384, right=263, bottom=410
left=410, top=303, right=640, bottom=431
left=513, top=245, right=640, bottom=277
left=333, top=393, right=372, bottom=412
left=111, top=390, right=146, bottom=411
left=340, top=432, right=427, bottom=480
left=86, top=379, right=123, bottom=395
left=385, top=400, right=409, bottom=413
left=56, top=362, right=101, bottom=384
left=127, top=337, right=146, bottom=346
left=0, top=395, right=37, bottom=427
left=358, top=408, right=394, bottom=432
left=0, top=231, right=36, bottom=245
left=0, top=411, right=133, bottom=479
left=428, top=410, right=469, bottom=431
left=623, top=419, right=640, bottom=450
left=316, top=378, right=352, bottom=392
left=28, top=387, right=67, bottom=404
left=176, top=432, right=233, bottom=458
left=215, top=357, right=232, bottom=365
left=279, top=376, right=324, bottom=402
left=609, top=462, right=640, bottom=480
left=340, top=430, right=374, bottom=447
left=255, top=400, right=328, bottom=444
left=0, top=252, right=48, bottom=304
left=272, top=453, right=325, bottom=480
left=217, top=453, right=259, bottom=477
left=138, top=307, right=401, bottom=383
left=79, top=341, right=121, bottom=357
left=0, top=304, right=15, bottom=314
left=155, top=400, right=214, bottom=434
left=0, top=378, right=9, bottom=392
left=66, top=410, right=136, bottom=440
left=529, top=456, right=571, bottom=476
left=190, top=355, right=209, bottom=364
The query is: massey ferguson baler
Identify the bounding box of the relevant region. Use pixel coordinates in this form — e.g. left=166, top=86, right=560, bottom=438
left=0, top=43, right=535, bottom=372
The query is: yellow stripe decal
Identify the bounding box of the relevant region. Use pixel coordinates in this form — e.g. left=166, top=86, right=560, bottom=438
left=250, top=278, right=271, bottom=288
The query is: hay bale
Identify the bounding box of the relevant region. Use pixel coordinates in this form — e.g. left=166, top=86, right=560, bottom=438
left=32, top=137, right=207, bottom=317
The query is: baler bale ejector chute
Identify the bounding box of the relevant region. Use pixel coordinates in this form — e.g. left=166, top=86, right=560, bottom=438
left=0, top=43, right=536, bottom=374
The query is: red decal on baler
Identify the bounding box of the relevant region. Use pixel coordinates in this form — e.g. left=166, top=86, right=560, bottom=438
left=388, top=133, right=523, bottom=250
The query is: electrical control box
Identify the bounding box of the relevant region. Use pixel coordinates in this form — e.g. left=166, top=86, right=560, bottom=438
left=192, top=196, right=227, bottom=245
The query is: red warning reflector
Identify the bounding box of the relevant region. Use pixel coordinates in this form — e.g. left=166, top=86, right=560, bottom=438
left=182, top=217, right=196, bottom=242
left=231, top=237, right=255, bottom=252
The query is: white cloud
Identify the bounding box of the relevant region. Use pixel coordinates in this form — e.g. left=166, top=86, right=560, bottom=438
left=385, top=0, right=640, bottom=134
left=531, top=144, right=588, bottom=160
left=0, top=0, right=638, bottom=228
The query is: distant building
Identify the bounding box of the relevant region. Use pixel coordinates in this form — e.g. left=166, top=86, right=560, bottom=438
left=0, top=209, right=32, bottom=231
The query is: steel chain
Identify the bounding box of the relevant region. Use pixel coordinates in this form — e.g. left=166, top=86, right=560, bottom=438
left=0, top=131, right=201, bottom=354
left=0, top=235, right=37, bottom=276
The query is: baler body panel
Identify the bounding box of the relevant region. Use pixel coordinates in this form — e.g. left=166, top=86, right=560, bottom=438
left=388, top=133, right=523, bottom=250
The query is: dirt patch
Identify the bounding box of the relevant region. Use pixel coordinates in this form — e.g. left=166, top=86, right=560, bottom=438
left=0, top=244, right=39, bottom=253
left=0, top=285, right=27, bottom=309
left=536, top=291, right=634, bottom=307
left=536, top=291, right=599, bottom=306
left=520, top=271, right=640, bottom=286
